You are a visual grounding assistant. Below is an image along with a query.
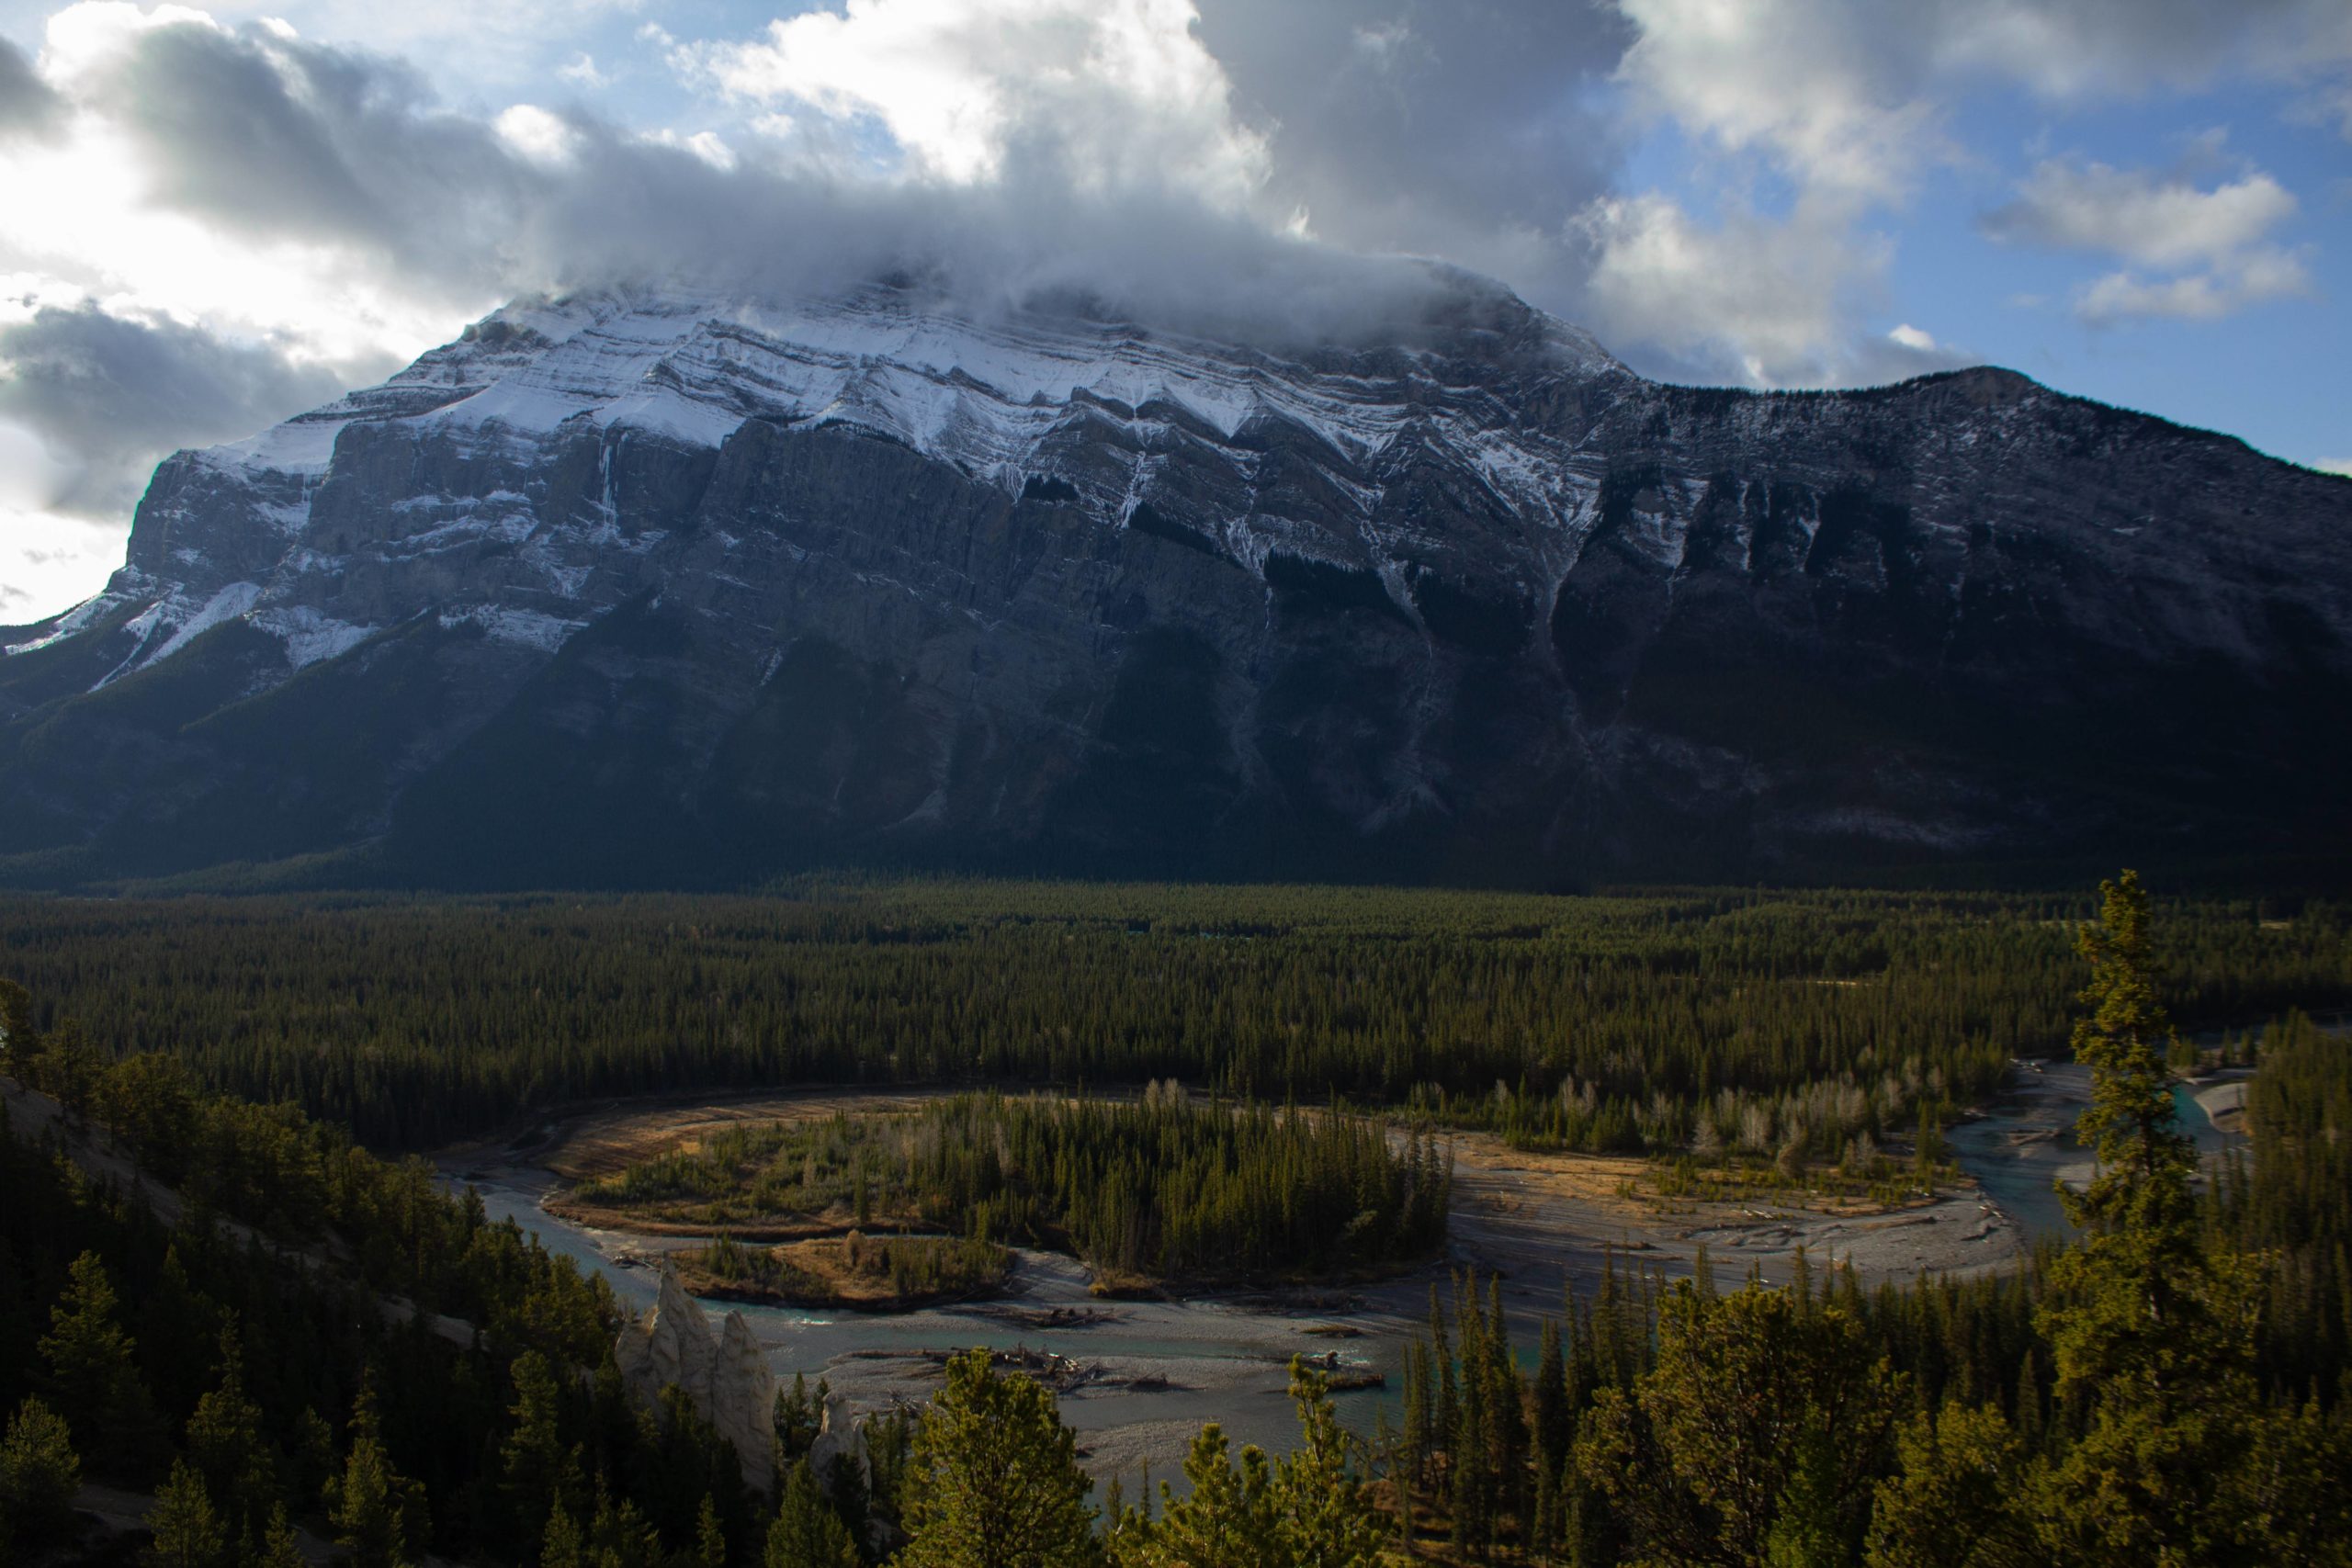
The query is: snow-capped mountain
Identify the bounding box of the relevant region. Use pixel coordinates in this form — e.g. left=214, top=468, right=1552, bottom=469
left=3, top=276, right=2347, bottom=887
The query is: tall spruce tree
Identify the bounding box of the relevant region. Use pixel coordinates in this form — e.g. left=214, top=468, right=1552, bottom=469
left=0, top=977, right=37, bottom=1083
left=37, top=1251, right=164, bottom=1479
left=0, top=1396, right=80, bottom=1554
left=1269, top=1359, right=1385, bottom=1568
left=764, top=1460, right=861, bottom=1568
left=253, top=1506, right=307, bottom=1568
left=2032, top=871, right=2267, bottom=1565
left=1115, top=1425, right=1276, bottom=1568
left=501, top=1350, right=568, bottom=1556
left=147, top=1460, right=226, bottom=1568
left=899, top=1349, right=1098, bottom=1568
left=328, top=1376, right=417, bottom=1568
left=185, top=1322, right=275, bottom=1547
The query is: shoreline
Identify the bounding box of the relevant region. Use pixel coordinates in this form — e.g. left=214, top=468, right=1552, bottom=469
left=440, top=1082, right=2052, bottom=1494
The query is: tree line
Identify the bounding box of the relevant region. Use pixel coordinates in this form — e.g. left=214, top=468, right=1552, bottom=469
left=2, top=881, right=2346, bottom=1149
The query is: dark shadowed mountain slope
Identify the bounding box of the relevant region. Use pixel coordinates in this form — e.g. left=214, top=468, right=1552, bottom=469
left=3, top=276, right=2346, bottom=890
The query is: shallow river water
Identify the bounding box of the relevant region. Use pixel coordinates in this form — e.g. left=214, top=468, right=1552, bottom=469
left=462, top=1168, right=1419, bottom=1491
left=448, top=1017, right=2332, bottom=1490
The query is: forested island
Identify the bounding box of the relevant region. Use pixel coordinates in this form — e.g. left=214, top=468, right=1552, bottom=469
left=570, top=1089, right=1453, bottom=1300
left=0, top=874, right=2346, bottom=1565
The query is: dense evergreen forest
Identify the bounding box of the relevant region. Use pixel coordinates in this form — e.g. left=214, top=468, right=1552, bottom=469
left=2, top=881, right=2346, bottom=1149
left=1, top=872, right=2348, bottom=1565
left=1374, top=879, right=2352, bottom=1565
left=575, top=1089, right=1452, bottom=1284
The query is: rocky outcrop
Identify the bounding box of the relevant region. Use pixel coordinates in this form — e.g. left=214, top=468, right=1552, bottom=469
left=2, top=276, right=2346, bottom=888
left=614, top=1267, right=777, bottom=1489
left=808, top=1392, right=868, bottom=1494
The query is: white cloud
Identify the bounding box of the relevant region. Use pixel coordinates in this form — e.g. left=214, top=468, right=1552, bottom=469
left=1574, top=191, right=1886, bottom=385
left=1349, top=19, right=1415, bottom=70
left=2309, top=82, right=2352, bottom=140
left=1984, top=155, right=2296, bottom=270
left=0, top=0, right=1513, bottom=626
left=2312, top=457, right=2352, bottom=477
left=0, top=501, right=129, bottom=625
left=1609, top=0, right=2352, bottom=199
left=1611, top=0, right=1948, bottom=201
left=1981, top=147, right=2310, bottom=322
left=2075, top=250, right=2312, bottom=322
left=186, top=0, right=647, bottom=93
left=1888, top=322, right=1937, bottom=352
left=494, top=103, right=577, bottom=165
left=643, top=126, right=736, bottom=172
left=683, top=0, right=1269, bottom=209
left=1598, top=0, right=2350, bottom=363
left=0, top=299, right=379, bottom=513
left=555, top=51, right=606, bottom=89
left=1934, top=0, right=2352, bottom=100
left=0, top=417, right=139, bottom=618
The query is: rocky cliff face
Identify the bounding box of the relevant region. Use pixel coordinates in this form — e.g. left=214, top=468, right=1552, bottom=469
left=614, top=1267, right=777, bottom=1488
left=2, top=276, right=2346, bottom=888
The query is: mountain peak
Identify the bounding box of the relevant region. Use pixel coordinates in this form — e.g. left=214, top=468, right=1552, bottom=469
left=2, top=279, right=2345, bottom=890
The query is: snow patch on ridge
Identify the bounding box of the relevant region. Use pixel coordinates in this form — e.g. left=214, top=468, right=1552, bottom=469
left=252, top=606, right=375, bottom=670
left=148, top=581, right=263, bottom=664
left=438, top=604, right=587, bottom=653
left=204, top=418, right=348, bottom=476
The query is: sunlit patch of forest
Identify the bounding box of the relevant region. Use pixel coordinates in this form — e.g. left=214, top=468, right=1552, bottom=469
left=679, top=1231, right=1014, bottom=1311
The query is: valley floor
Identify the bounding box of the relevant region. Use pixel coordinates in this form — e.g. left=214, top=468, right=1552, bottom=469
left=438, top=1085, right=2052, bottom=1496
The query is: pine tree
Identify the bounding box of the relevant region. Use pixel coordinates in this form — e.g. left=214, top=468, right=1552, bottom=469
left=1399, top=1339, right=1431, bottom=1502
left=1270, top=1359, right=1385, bottom=1568
left=46, top=1017, right=102, bottom=1117
left=2060, top=872, right=2197, bottom=1241
left=327, top=1376, right=414, bottom=1568
left=252, top=1506, right=307, bottom=1568
left=899, top=1348, right=1098, bottom=1568
left=37, top=1250, right=164, bottom=1477
left=2033, top=871, right=2269, bottom=1564
left=1578, top=1281, right=1899, bottom=1567
left=501, top=1350, right=567, bottom=1552
left=0, top=977, right=39, bottom=1083
left=1483, top=1279, right=1530, bottom=1544
left=775, top=1373, right=820, bottom=1466
left=1530, top=1318, right=1569, bottom=1556
left=584, top=1483, right=663, bottom=1568
left=1863, top=1402, right=2038, bottom=1568
left=541, top=1503, right=586, bottom=1568
left=765, top=1460, right=860, bottom=1568
left=1117, top=1424, right=1275, bottom=1568
left=0, top=1396, right=81, bottom=1553
left=148, top=1459, right=227, bottom=1568
left=696, top=1494, right=729, bottom=1568
left=185, top=1323, right=274, bottom=1544
left=1447, top=1278, right=1492, bottom=1556
left=1430, top=1287, right=1459, bottom=1462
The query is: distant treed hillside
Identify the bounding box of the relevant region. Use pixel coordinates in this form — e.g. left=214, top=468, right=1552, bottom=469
left=0, top=881, right=2346, bottom=1148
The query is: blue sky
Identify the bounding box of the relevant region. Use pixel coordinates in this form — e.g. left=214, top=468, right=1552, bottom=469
left=0, top=0, right=2346, bottom=618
